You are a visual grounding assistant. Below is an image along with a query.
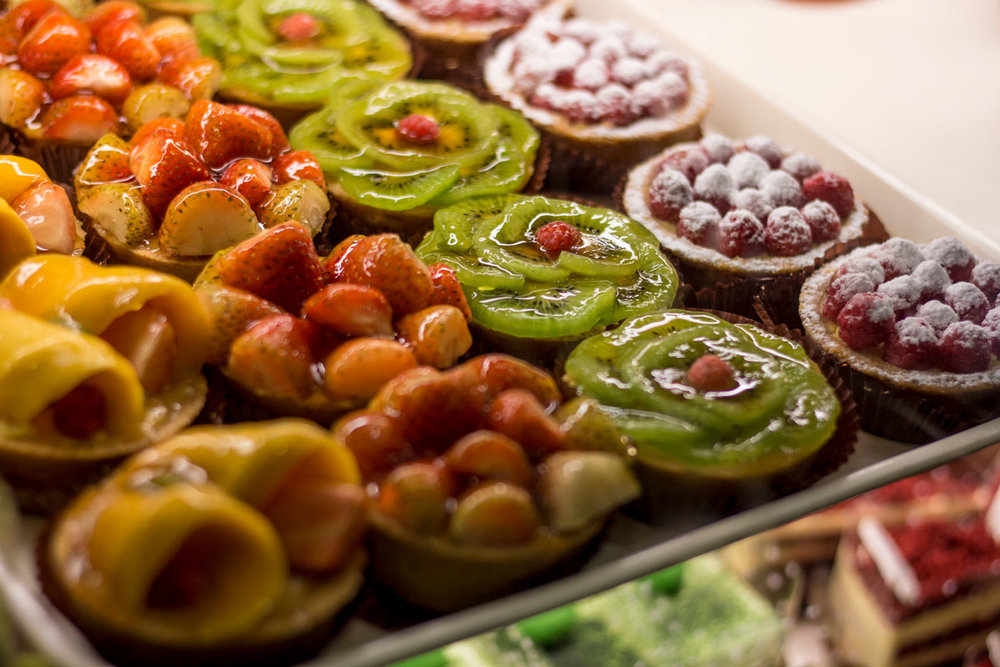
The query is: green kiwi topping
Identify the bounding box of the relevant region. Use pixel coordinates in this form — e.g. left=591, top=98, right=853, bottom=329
left=416, top=195, right=679, bottom=339
left=289, top=80, right=540, bottom=212
left=563, top=310, right=841, bottom=477
left=194, top=0, right=411, bottom=108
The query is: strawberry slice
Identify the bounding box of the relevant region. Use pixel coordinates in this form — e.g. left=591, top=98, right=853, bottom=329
left=17, top=11, right=91, bottom=76
left=214, top=222, right=324, bottom=313
left=157, top=56, right=220, bottom=101
left=339, top=234, right=434, bottom=316
left=95, top=18, right=160, bottom=81
left=227, top=314, right=323, bottom=400
left=0, top=68, right=44, bottom=129
left=41, top=95, right=118, bottom=144
left=428, top=262, right=471, bottom=321
left=5, top=0, right=58, bottom=35
left=83, top=1, right=144, bottom=38
left=219, top=158, right=272, bottom=208
left=11, top=181, right=79, bottom=254
left=129, top=131, right=210, bottom=218
left=144, top=16, right=198, bottom=63
left=272, top=150, right=325, bottom=190
left=184, top=100, right=272, bottom=170
left=50, top=54, right=133, bottom=104
left=228, top=104, right=290, bottom=158
left=322, top=234, right=365, bottom=283
left=129, top=116, right=184, bottom=149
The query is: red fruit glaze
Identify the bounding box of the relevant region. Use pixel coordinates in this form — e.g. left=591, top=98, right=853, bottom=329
left=157, top=56, right=220, bottom=101
left=717, top=209, right=763, bottom=258
left=535, top=220, right=581, bottom=259
left=302, top=283, right=394, bottom=338
left=836, top=292, right=895, bottom=350
left=485, top=388, right=565, bottom=457
left=396, top=114, right=440, bottom=144
left=338, top=234, right=434, bottom=316
left=277, top=13, right=320, bottom=42
left=6, top=0, right=59, bottom=35
left=334, top=411, right=413, bottom=480
left=228, top=105, right=290, bottom=157
left=802, top=170, right=854, bottom=218
left=272, top=150, right=325, bottom=189
left=185, top=100, right=272, bottom=169
left=50, top=54, right=133, bottom=104
left=17, top=11, right=91, bottom=76
left=130, top=132, right=210, bottom=218
left=686, top=354, right=736, bottom=391
left=220, top=158, right=272, bottom=208
left=130, top=117, right=184, bottom=148
left=227, top=314, right=322, bottom=399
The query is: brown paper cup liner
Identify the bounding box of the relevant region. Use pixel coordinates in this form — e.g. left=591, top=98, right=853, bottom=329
left=12, top=138, right=89, bottom=188
left=626, top=309, right=858, bottom=523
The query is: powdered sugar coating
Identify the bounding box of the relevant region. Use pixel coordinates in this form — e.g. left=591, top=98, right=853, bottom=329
left=745, top=135, right=783, bottom=168
left=925, top=236, right=976, bottom=282
left=727, top=152, right=770, bottom=190
left=573, top=58, right=609, bottom=90
left=701, top=134, right=735, bottom=164
left=764, top=206, right=812, bottom=257
left=836, top=256, right=886, bottom=287
left=939, top=321, right=993, bottom=373
left=801, top=200, right=841, bottom=242
left=376, top=0, right=566, bottom=46
left=823, top=273, right=876, bottom=321
left=944, top=282, right=989, bottom=323
left=610, top=57, right=647, bottom=86
left=911, top=260, right=951, bottom=300
left=971, top=261, right=1000, bottom=301
left=693, top=163, right=734, bottom=205
left=677, top=200, right=720, bottom=245
left=916, top=300, right=959, bottom=333
left=877, top=276, right=921, bottom=315
left=759, top=170, right=803, bottom=208
left=781, top=153, right=822, bottom=182
left=895, top=317, right=939, bottom=346
left=648, top=167, right=692, bottom=221
left=732, top=188, right=773, bottom=223
left=872, top=238, right=924, bottom=280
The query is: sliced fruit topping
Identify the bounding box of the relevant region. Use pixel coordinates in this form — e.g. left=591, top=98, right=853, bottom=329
left=0, top=68, right=44, bottom=130
left=130, top=132, right=210, bottom=218
left=339, top=234, right=434, bottom=317
left=427, top=263, right=471, bottom=321
left=122, top=83, right=191, bottom=132
left=467, top=280, right=617, bottom=339
left=394, top=305, right=472, bottom=369
left=444, top=431, right=533, bottom=488
left=78, top=182, right=153, bottom=246
left=197, top=285, right=284, bottom=366
left=535, top=220, right=582, bottom=260
left=11, top=181, right=79, bottom=254
left=396, top=114, right=440, bottom=145
left=337, top=164, right=461, bottom=212
left=256, top=180, right=329, bottom=235
left=100, top=304, right=177, bottom=394
left=220, top=158, right=273, bottom=208
left=322, top=234, right=365, bottom=283
left=0, top=154, right=47, bottom=202
left=130, top=116, right=185, bottom=148
left=41, top=95, right=118, bottom=144
left=95, top=17, right=160, bottom=80
left=50, top=54, right=133, bottom=104
left=486, top=388, right=565, bottom=456
left=537, top=452, right=640, bottom=532
left=74, top=133, right=132, bottom=191
left=157, top=56, right=221, bottom=102
left=227, top=313, right=322, bottom=400
left=158, top=182, right=260, bottom=257
left=229, top=105, right=290, bottom=158
left=334, top=410, right=413, bottom=480
left=323, top=338, right=418, bottom=403
left=686, top=354, right=736, bottom=392
left=185, top=99, right=272, bottom=170
left=376, top=462, right=452, bottom=533
left=303, top=284, right=394, bottom=338
left=84, top=1, right=145, bottom=37
left=144, top=16, right=199, bottom=64
left=272, top=150, right=325, bottom=190
left=449, top=482, right=539, bottom=547
left=17, top=10, right=91, bottom=76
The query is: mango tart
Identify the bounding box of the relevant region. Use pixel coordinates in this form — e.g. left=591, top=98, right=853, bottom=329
left=194, top=223, right=473, bottom=423
left=74, top=100, right=331, bottom=281
left=0, top=254, right=210, bottom=512
left=40, top=419, right=367, bottom=666
left=332, top=353, right=641, bottom=611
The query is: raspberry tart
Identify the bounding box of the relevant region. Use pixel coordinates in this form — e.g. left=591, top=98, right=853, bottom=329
left=332, top=353, right=640, bottom=611
left=75, top=100, right=331, bottom=280
left=622, top=133, right=888, bottom=322
left=193, top=0, right=412, bottom=119
left=0, top=254, right=209, bottom=512
left=799, top=236, right=1000, bottom=443
left=195, top=225, right=473, bottom=423
left=289, top=79, right=544, bottom=239
left=483, top=15, right=710, bottom=192
left=41, top=419, right=367, bottom=666
left=0, top=0, right=221, bottom=182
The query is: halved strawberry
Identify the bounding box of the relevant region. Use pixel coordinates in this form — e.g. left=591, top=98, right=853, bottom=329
left=303, top=283, right=393, bottom=337
left=41, top=95, right=118, bottom=144
left=144, top=16, right=198, bottom=63
left=75, top=133, right=132, bottom=189
left=4, top=0, right=58, bottom=36
left=129, top=117, right=184, bottom=150
left=17, top=11, right=91, bottom=76
left=339, top=234, right=434, bottom=316
left=11, top=181, right=80, bottom=254
left=444, top=431, right=533, bottom=488
left=50, top=54, right=133, bottom=104
left=158, top=181, right=259, bottom=257
left=375, top=462, right=453, bottom=533
left=0, top=68, right=44, bottom=129
left=157, top=56, right=220, bottom=101
left=95, top=18, right=160, bottom=81
left=220, top=158, right=272, bottom=208
left=197, top=284, right=285, bottom=365
left=486, top=389, right=565, bottom=457
left=228, top=104, right=289, bottom=157
left=227, top=314, right=323, bottom=400
left=428, top=262, right=471, bottom=321
left=322, top=234, right=364, bottom=283
left=83, top=1, right=144, bottom=38
left=272, top=150, right=325, bottom=190
left=184, top=99, right=272, bottom=170
left=129, top=131, right=210, bottom=218
left=214, top=222, right=324, bottom=313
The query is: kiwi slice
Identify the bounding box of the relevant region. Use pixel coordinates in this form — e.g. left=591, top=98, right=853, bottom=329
left=429, top=194, right=522, bottom=252
left=337, top=164, right=460, bottom=211
left=289, top=107, right=373, bottom=171
left=467, top=280, right=616, bottom=339
left=611, top=251, right=679, bottom=321
left=417, top=230, right=525, bottom=290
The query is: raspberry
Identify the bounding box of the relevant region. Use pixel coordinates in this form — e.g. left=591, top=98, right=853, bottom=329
left=553, top=68, right=575, bottom=87
left=535, top=220, right=581, bottom=259
left=718, top=209, right=764, bottom=258
left=876, top=275, right=921, bottom=317
left=727, top=152, right=769, bottom=189
left=759, top=170, right=803, bottom=208
left=686, top=354, right=736, bottom=391
left=801, top=200, right=841, bottom=242
left=924, top=236, right=976, bottom=283
left=939, top=321, right=992, bottom=373
left=700, top=134, right=735, bottom=164
left=971, top=261, right=1000, bottom=301
left=835, top=256, right=885, bottom=287
left=631, top=78, right=670, bottom=116
left=823, top=274, right=876, bottom=321
left=411, top=0, right=457, bottom=18
left=660, top=146, right=709, bottom=182
left=732, top=188, right=773, bottom=223
left=693, top=163, right=734, bottom=214
left=911, top=260, right=951, bottom=301
left=944, top=282, right=989, bottom=323
left=764, top=206, right=812, bottom=256
left=455, top=0, right=498, bottom=21
left=595, top=83, right=635, bottom=125
left=572, top=58, right=609, bottom=90
left=677, top=201, right=720, bottom=247
left=802, top=170, right=855, bottom=217
left=871, top=238, right=924, bottom=281
left=648, top=167, right=692, bottom=222
left=396, top=114, right=440, bottom=144
left=744, top=135, right=783, bottom=168
left=589, top=34, right=626, bottom=63
left=884, top=317, right=939, bottom=370
left=916, top=300, right=959, bottom=333
left=781, top=153, right=821, bottom=182
left=836, top=292, right=895, bottom=350
left=277, top=13, right=321, bottom=41
left=610, top=57, right=646, bottom=86
left=982, top=307, right=1000, bottom=356
left=558, top=89, right=599, bottom=123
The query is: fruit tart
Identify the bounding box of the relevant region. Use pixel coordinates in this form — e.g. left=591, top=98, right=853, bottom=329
left=364, top=0, right=570, bottom=89
left=332, top=353, right=640, bottom=611
left=75, top=99, right=331, bottom=281
left=622, top=133, right=888, bottom=323
left=563, top=310, right=857, bottom=514
left=0, top=0, right=221, bottom=182
left=415, top=194, right=679, bottom=360
left=40, top=419, right=368, bottom=666
left=0, top=254, right=210, bottom=512
left=799, top=236, right=1000, bottom=443
left=195, top=224, right=473, bottom=422
left=193, top=0, right=412, bottom=119
left=289, top=79, right=543, bottom=239
left=483, top=15, right=711, bottom=192
left=0, top=154, right=84, bottom=275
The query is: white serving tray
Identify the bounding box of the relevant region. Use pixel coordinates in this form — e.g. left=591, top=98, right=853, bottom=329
left=3, top=1, right=1000, bottom=665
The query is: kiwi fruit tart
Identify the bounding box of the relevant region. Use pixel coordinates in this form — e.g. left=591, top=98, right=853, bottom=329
left=563, top=310, right=856, bottom=512
left=333, top=354, right=640, bottom=611
left=0, top=255, right=210, bottom=512
left=40, top=419, right=368, bottom=666
left=416, top=195, right=680, bottom=357
left=74, top=101, right=331, bottom=281
left=289, top=79, right=543, bottom=238
left=193, top=0, right=412, bottom=118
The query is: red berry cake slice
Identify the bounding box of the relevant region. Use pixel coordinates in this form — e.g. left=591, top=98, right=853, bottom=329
left=622, top=133, right=887, bottom=320
left=800, top=236, right=1000, bottom=443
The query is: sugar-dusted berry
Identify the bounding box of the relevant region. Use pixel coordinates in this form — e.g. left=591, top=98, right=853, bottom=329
left=700, top=134, right=735, bottom=164
left=731, top=188, right=773, bottom=223
left=595, top=83, right=635, bottom=125
left=911, top=260, right=951, bottom=301
left=693, top=163, right=734, bottom=214
left=836, top=292, right=895, bottom=350
left=648, top=167, right=692, bottom=222
left=938, top=321, right=992, bottom=373
left=982, top=307, right=1000, bottom=356
left=802, top=170, right=854, bottom=217
left=727, top=151, right=769, bottom=190
left=871, top=238, right=924, bottom=281
left=677, top=201, right=720, bottom=247
left=823, top=273, right=876, bottom=321
left=780, top=153, right=821, bottom=182
left=801, top=200, right=841, bottom=242
left=396, top=114, right=440, bottom=144
left=660, top=146, right=709, bottom=182
left=744, top=135, right=783, bottom=168
left=944, top=282, right=990, bottom=323
left=535, top=220, right=582, bottom=259
left=717, top=209, right=763, bottom=258
left=759, top=170, right=803, bottom=208
left=835, top=255, right=885, bottom=287
left=455, top=0, right=499, bottom=21
left=884, top=317, right=938, bottom=370
left=764, top=206, right=812, bottom=256
left=877, top=275, right=921, bottom=317
left=572, top=57, right=609, bottom=90
left=916, top=300, right=959, bottom=333
left=924, top=236, right=976, bottom=283
left=971, top=261, right=1000, bottom=302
